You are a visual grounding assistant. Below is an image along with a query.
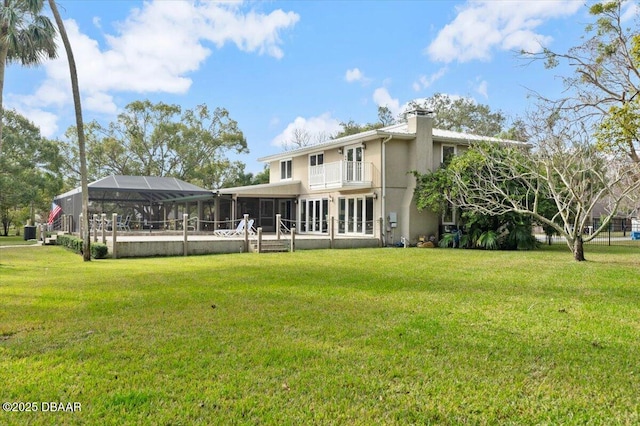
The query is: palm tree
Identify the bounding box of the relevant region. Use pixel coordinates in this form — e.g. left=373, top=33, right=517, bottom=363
left=0, top=0, right=57, bottom=156
left=47, top=0, right=90, bottom=261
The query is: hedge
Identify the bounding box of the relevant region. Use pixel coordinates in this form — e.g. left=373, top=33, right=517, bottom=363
left=56, top=235, right=108, bottom=259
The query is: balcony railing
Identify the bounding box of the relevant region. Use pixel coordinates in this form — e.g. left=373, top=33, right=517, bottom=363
left=309, top=161, right=375, bottom=190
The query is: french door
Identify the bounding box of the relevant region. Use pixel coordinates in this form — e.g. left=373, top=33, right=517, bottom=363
left=299, top=199, right=328, bottom=233
left=345, top=146, right=364, bottom=181
left=339, top=196, right=374, bottom=235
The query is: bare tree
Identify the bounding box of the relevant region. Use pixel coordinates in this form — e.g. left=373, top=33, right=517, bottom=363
left=447, top=111, right=640, bottom=261
left=285, top=127, right=311, bottom=150
left=283, top=127, right=332, bottom=151
left=523, top=1, right=639, bottom=165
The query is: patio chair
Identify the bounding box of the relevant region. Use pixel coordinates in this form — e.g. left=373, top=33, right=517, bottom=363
left=214, top=219, right=254, bottom=237
left=117, top=215, right=131, bottom=231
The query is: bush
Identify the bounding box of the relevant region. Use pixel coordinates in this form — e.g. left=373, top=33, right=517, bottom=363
left=56, top=235, right=83, bottom=254
left=56, top=235, right=108, bottom=259
left=91, top=243, right=108, bottom=259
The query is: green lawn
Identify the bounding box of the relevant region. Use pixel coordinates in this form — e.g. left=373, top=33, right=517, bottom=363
left=0, top=236, right=38, bottom=246
left=1, top=245, right=639, bottom=425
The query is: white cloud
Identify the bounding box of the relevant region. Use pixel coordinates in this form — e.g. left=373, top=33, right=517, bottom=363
left=345, top=67, right=373, bottom=86
left=10, top=1, right=299, bottom=131
left=427, top=0, right=582, bottom=63
left=271, top=113, right=342, bottom=148
left=345, top=68, right=363, bottom=82
left=372, top=87, right=401, bottom=116
left=12, top=107, right=59, bottom=138
left=476, top=80, right=488, bottom=98
left=413, top=67, right=448, bottom=91
left=621, top=0, right=639, bottom=22
left=84, top=92, right=118, bottom=115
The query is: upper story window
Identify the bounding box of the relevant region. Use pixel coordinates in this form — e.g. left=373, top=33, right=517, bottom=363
left=280, top=159, right=292, bottom=180
left=309, top=153, right=324, bottom=167
left=442, top=145, right=457, bottom=166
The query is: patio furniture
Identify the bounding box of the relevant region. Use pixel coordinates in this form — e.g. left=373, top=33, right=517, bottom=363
left=117, top=215, right=131, bottom=231
left=214, top=219, right=255, bottom=237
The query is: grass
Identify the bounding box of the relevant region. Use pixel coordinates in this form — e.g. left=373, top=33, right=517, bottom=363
left=0, top=245, right=639, bottom=425
left=0, top=236, right=38, bottom=246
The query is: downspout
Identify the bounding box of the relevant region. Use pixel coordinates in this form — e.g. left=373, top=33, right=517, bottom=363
left=381, top=135, right=393, bottom=246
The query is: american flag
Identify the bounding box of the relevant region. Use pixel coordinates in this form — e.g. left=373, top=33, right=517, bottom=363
left=48, top=202, right=62, bottom=224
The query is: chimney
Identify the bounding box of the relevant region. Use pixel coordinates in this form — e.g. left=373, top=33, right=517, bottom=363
left=406, top=108, right=434, bottom=174
left=406, top=108, right=433, bottom=133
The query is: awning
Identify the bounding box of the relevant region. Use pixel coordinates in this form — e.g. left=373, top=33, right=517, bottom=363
left=218, top=181, right=301, bottom=198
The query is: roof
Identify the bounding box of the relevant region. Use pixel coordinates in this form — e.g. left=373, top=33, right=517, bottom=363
left=218, top=181, right=301, bottom=198
left=55, top=175, right=214, bottom=203
left=258, top=121, right=527, bottom=163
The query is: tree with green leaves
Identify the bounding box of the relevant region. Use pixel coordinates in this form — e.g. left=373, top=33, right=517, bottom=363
left=525, top=0, right=639, bottom=165
left=0, top=109, right=63, bottom=235
left=334, top=106, right=397, bottom=138
left=221, top=164, right=270, bottom=188
left=413, top=156, right=540, bottom=252
left=443, top=111, right=639, bottom=261
left=59, top=100, right=248, bottom=190
left=0, top=0, right=57, bottom=156
left=407, top=93, right=506, bottom=137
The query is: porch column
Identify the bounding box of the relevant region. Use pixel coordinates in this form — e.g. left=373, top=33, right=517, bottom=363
left=276, top=214, right=281, bottom=240
left=290, top=227, right=296, bottom=252
left=257, top=227, right=262, bottom=253
left=111, top=213, right=118, bottom=259
left=183, top=213, right=188, bottom=256
left=243, top=213, right=249, bottom=253
left=232, top=196, right=237, bottom=226
left=93, top=214, right=98, bottom=242
left=329, top=216, right=335, bottom=249
left=101, top=214, right=107, bottom=244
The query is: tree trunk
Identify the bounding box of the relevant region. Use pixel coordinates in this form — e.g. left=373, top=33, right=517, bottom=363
left=573, top=235, right=585, bottom=262
left=0, top=28, right=8, bottom=157
left=48, top=0, right=91, bottom=261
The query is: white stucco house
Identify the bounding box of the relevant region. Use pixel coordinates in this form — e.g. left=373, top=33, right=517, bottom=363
left=216, top=109, right=527, bottom=246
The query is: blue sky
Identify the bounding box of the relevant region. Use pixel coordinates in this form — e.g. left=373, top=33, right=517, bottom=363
left=6, top=0, right=638, bottom=174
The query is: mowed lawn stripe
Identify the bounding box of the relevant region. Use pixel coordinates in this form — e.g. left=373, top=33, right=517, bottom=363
left=1, top=245, right=638, bottom=424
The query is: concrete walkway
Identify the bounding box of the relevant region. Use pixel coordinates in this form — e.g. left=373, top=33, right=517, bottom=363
left=0, top=241, right=43, bottom=249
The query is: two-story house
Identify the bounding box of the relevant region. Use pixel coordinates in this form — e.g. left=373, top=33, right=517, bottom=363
left=217, top=109, right=526, bottom=245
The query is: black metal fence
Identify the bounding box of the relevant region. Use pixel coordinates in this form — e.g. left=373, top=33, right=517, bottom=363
left=539, top=218, right=640, bottom=247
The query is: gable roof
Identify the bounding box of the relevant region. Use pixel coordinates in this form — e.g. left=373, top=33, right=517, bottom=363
left=258, top=121, right=527, bottom=163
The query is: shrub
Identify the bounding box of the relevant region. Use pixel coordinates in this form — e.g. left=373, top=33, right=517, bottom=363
left=91, top=243, right=108, bottom=259
left=56, top=236, right=108, bottom=258
left=439, top=233, right=457, bottom=248
left=56, top=235, right=83, bottom=254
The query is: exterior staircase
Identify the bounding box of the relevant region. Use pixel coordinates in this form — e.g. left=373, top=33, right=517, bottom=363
left=44, top=234, right=58, bottom=245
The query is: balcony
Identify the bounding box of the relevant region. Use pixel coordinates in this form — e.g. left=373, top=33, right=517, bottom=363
left=309, top=161, right=376, bottom=190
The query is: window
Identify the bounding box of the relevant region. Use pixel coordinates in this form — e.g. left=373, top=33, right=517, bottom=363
left=442, top=145, right=456, bottom=166
left=338, top=195, right=374, bottom=235
left=309, top=153, right=324, bottom=167
left=280, top=159, right=292, bottom=180
left=442, top=201, right=456, bottom=225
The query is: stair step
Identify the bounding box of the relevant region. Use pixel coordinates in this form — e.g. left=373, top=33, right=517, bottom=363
left=44, top=235, right=58, bottom=245
left=251, top=240, right=289, bottom=253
